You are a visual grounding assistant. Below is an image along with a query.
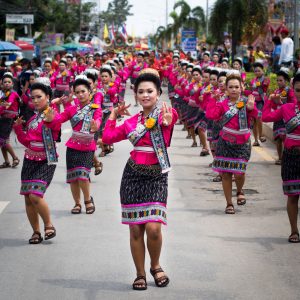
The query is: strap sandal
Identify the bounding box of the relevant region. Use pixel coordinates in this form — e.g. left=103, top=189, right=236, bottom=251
left=44, top=226, right=56, bottom=240
left=237, top=191, right=246, bottom=205
left=288, top=232, right=300, bottom=243
left=94, top=162, right=103, bottom=176
left=259, top=136, right=267, bottom=143
left=150, top=267, right=170, bottom=288
left=225, top=204, right=235, bottom=214
left=29, top=231, right=43, bottom=244
left=132, top=275, right=147, bottom=290
left=275, top=159, right=281, bottom=165
left=85, top=196, right=95, bottom=214
left=186, top=134, right=192, bottom=139
left=200, top=149, right=210, bottom=156
left=191, top=141, right=197, bottom=147
left=0, top=162, right=11, bottom=168
left=11, top=158, right=20, bottom=168
left=71, top=203, right=82, bottom=214
left=212, top=175, right=222, bottom=182
left=99, top=151, right=106, bottom=157
left=109, top=145, right=114, bottom=153
left=252, top=141, right=260, bottom=147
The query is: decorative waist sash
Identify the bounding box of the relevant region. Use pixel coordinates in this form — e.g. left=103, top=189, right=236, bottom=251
left=70, top=104, right=95, bottom=133
left=30, top=141, right=45, bottom=149
left=70, top=131, right=94, bottom=145
left=285, top=113, right=300, bottom=134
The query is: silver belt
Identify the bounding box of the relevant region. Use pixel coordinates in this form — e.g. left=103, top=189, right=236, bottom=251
left=287, top=133, right=300, bottom=140
left=134, top=146, right=155, bottom=153
left=30, top=141, right=45, bottom=149
left=223, top=126, right=250, bottom=135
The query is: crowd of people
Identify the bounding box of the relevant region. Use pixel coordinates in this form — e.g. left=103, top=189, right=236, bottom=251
left=0, top=36, right=300, bottom=290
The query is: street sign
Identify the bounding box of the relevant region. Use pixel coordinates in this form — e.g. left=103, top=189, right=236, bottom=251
left=6, top=14, right=34, bottom=24
left=181, top=30, right=197, bottom=52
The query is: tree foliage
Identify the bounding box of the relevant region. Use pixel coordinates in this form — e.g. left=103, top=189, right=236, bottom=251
left=153, top=0, right=206, bottom=47
left=0, top=0, right=96, bottom=40
left=99, top=0, right=133, bottom=29
left=209, top=0, right=268, bottom=56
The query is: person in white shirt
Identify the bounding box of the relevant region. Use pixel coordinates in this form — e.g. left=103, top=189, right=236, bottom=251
left=278, top=28, right=294, bottom=68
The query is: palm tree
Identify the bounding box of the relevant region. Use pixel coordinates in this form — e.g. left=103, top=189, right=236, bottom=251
left=209, top=0, right=268, bottom=59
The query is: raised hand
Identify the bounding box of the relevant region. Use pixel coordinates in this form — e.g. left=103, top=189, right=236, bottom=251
left=14, top=116, right=24, bottom=126
left=90, top=120, right=98, bottom=133
left=43, top=107, right=55, bottom=122
left=161, top=102, right=173, bottom=126
left=247, top=94, right=255, bottom=111
left=211, top=90, right=220, bottom=101
left=114, top=103, right=131, bottom=116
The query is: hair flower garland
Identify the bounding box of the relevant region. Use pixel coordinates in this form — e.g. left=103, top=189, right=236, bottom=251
left=256, top=81, right=261, bottom=87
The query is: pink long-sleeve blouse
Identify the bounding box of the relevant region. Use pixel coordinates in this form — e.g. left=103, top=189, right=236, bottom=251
left=262, top=100, right=300, bottom=148
left=206, top=97, right=258, bottom=144
left=14, top=113, right=61, bottom=161
left=55, top=103, right=102, bottom=151
left=0, top=90, right=19, bottom=118
left=102, top=109, right=178, bottom=165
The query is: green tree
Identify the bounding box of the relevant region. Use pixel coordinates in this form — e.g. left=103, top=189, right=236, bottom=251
left=99, top=0, right=133, bottom=29
left=209, top=0, right=268, bottom=58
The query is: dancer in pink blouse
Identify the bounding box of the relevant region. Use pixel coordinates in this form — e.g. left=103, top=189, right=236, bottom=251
left=103, top=69, right=177, bottom=290
left=49, top=76, right=102, bottom=215
left=206, top=74, right=258, bottom=214
left=0, top=72, right=20, bottom=168
left=14, top=79, right=60, bottom=244
left=262, top=73, right=300, bottom=243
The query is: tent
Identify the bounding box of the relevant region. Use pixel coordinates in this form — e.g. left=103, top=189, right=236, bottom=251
left=0, top=41, right=21, bottom=51
left=13, top=41, right=34, bottom=51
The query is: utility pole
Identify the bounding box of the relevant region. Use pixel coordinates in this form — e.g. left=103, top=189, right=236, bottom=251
left=165, top=0, right=168, bottom=50
left=206, top=0, right=209, bottom=38
left=294, top=0, right=299, bottom=51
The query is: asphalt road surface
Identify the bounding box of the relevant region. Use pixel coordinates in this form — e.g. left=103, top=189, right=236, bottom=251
left=0, top=87, right=299, bottom=300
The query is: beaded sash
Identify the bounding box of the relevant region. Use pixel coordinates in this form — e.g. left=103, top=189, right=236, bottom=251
left=70, top=104, right=95, bottom=133
left=285, top=106, right=300, bottom=134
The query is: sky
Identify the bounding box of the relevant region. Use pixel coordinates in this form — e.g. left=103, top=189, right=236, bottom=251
left=93, top=0, right=216, bottom=37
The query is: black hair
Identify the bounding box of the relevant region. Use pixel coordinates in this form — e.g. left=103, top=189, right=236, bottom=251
left=134, top=73, right=161, bottom=93
left=277, top=70, right=290, bottom=82
left=292, top=73, right=300, bottom=86
left=218, top=71, right=227, bottom=79
left=32, top=57, right=41, bottom=67
left=31, top=82, right=52, bottom=98
left=192, top=67, right=202, bottom=75
left=233, top=59, right=243, bottom=67
left=2, top=73, right=14, bottom=81
left=202, top=68, right=211, bottom=74
left=100, top=68, right=112, bottom=77
left=210, top=70, right=219, bottom=77
left=86, top=73, right=97, bottom=83
left=253, top=62, right=264, bottom=70
left=59, top=59, right=67, bottom=66
left=73, top=78, right=91, bottom=91
left=272, top=36, right=281, bottom=46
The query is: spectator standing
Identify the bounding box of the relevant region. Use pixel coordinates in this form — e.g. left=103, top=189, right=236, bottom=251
left=279, top=28, right=294, bottom=68
left=272, top=36, right=282, bottom=73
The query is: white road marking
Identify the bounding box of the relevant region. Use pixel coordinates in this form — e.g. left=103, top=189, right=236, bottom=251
left=62, top=128, right=72, bottom=134
left=0, top=201, right=10, bottom=214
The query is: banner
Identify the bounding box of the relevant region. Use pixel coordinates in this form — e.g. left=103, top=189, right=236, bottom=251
left=181, top=30, right=197, bottom=52
left=5, top=28, right=15, bottom=42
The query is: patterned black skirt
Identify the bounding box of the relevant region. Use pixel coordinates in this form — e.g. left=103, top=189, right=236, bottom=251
left=120, top=158, right=168, bottom=225
left=212, top=137, right=251, bottom=174
left=281, top=147, right=300, bottom=196
left=0, top=118, right=14, bottom=147
left=66, top=147, right=94, bottom=183
left=99, top=111, right=111, bottom=137
left=20, top=158, right=56, bottom=197
left=273, top=120, right=286, bottom=140
left=194, top=111, right=207, bottom=133
left=256, top=100, right=264, bottom=118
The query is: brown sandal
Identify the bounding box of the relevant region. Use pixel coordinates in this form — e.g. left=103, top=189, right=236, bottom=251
left=132, top=275, right=147, bottom=290
left=44, top=226, right=56, bottom=240
left=94, top=162, right=103, bottom=176
left=0, top=162, right=11, bottom=168
left=200, top=149, right=210, bottom=156
left=225, top=204, right=235, bottom=214
left=288, top=232, right=300, bottom=243
left=150, top=267, right=170, bottom=288
left=12, top=158, right=20, bottom=168
left=237, top=191, right=246, bottom=205
left=85, top=197, right=95, bottom=214
left=29, top=231, right=43, bottom=244
left=71, top=203, right=82, bottom=214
